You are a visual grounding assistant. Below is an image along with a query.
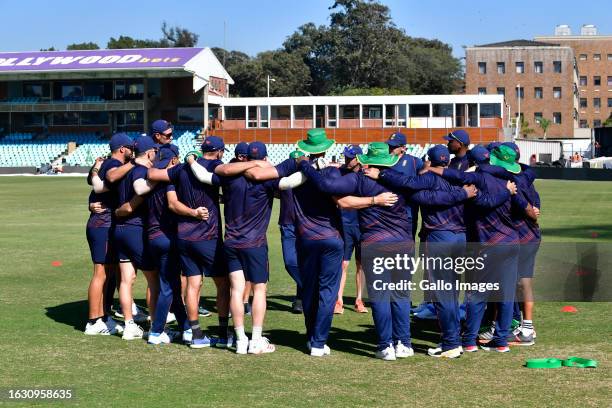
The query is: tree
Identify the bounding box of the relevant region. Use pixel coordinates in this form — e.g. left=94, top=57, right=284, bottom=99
left=40, top=47, right=56, bottom=51
left=538, top=118, right=551, bottom=138
left=604, top=114, right=612, bottom=127
left=107, top=22, right=198, bottom=49
left=228, top=50, right=311, bottom=97
left=107, top=36, right=164, bottom=49
left=67, top=42, right=100, bottom=50
left=283, top=0, right=461, bottom=95
left=520, top=115, right=534, bottom=137
left=160, top=22, right=199, bottom=47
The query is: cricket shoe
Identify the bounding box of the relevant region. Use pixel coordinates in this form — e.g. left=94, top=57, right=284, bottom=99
left=84, top=318, right=111, bottom=335
left=427, top=346, right=462, bottom=358
left=190, top=336, right=212, bottom=349
left=462, top=345, right=478, bottom=353
left=507, top=330, right=535, bottom=346
left=148, top=332, right=172, bottom=345
left=235, top=338, right=249, bottom=355
left=355, top=299, right=368, bottom=313
left=375, top=344, right=397, bottom=361
left=333, top=301, right=344, bottom=314
left=104, top=316, right=123, bottom=334
left=307, top=342, right=331, bottom=356
left=122, top=320, right=144, bottom=340
left=212, top=334, right=235, bottom=349
left=248, top=337, right=276, bottom=354
left=395, top=341, right=414, bottom=358
left=244, top=303, right=252, bottom=316
left=198, top=306, right=212, bottom=317
left=478, top=325, right=495, bottom=342
left=480, top=341, right=510, bottom=353
left=182, top=329, right=193, bottom=344
left=291, top=299, right=303, bottom=314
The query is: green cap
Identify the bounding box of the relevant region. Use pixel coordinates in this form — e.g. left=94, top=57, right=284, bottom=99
left=289, top=150, right=305, bottom=159
left=356, top=142, right=400, bottom=167
left=490, top=145, right=521, bottom=174
left=296, top=129, right=335, bottom=154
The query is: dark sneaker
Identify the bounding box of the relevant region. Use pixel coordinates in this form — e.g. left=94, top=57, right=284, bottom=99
left=244, top=303, right=252, bottom=316
left=198, top=306, right=212, bottom=317
left=292, top=299, right=303, bottom=314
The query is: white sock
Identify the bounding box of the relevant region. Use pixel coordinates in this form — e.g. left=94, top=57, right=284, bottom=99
left=131, top=302, right=138, bottom=315
left=126, top=319, right=135, bottom=325
left=235, top=326, right=247, bottom=341
left=252, top=326, right=262, bottom=340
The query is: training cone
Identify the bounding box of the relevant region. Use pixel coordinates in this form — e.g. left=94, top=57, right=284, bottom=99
left=561, top=305, right=577, bottom=313
left=51, top=261, right=63, bottom=267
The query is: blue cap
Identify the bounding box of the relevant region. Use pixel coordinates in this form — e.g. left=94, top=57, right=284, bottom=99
left=468, top=145, right=491, bottom=165
left=154, top=144, right=179, bottom=169
left=248, top=141, right=267, bottom=160
left=234, top=142, right=249, bottom=156
left=343, top=144, right=363, bottom=159
left=427, top=145, right=451, bottom=166
left=109, top=132, right=133, bottom=151
left=134, top=136, right=159, bottom=155
left=502, top=142, right=520, bottom=161
left=444, top=130, right=470, bottom=145
left=386, top=132, right=407, bottom=147
left=201, top=136, right=227, bottom=152
left=151, top=119, right=173, bottom=134
left=486, top=142, right=502, bottom=152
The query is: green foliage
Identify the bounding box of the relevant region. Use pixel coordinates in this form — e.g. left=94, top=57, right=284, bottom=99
left=67, top=42, right=100, bottom=50
left=107, top=22, right=198, bottom=49
left=604, top=114, right=612, bottom=127
left=330, top=87, right=403, bottom=96
left=216, top=0, right=461, bottom=97
left=39, top=47, right=56, bottom=51
left=520, top=115, right=534, bottom=136
left=538, top=117, right=552, bottom=137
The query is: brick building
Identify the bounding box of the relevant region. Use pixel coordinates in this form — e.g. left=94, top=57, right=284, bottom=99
left=536, top=25, right=612, bottom=130
left=465, top=40, right=578, bottom=138
left=466, top=25, right=612, bottom=139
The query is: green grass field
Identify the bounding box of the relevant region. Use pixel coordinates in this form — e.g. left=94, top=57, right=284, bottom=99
left=0, top=177, right=610, bottom=407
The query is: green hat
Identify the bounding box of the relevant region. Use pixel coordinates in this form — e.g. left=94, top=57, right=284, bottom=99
left=356, top=142, right=400, bottom=167
left=296, top=129, right=335, bottom=154
left=289, top=150, right=305, bottom=159
left=490, top=145, right=521, bottom=174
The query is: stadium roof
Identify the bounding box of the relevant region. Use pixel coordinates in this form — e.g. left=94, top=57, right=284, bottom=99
left=0, top=47, right=233, bottom=90
left=474, top=39, right=560, bottom=47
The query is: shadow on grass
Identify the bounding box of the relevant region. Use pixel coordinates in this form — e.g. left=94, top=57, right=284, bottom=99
left=45, top=300, right=88, bottom=331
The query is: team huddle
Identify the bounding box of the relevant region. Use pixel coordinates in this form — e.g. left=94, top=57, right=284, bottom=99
left=84, top=120, right=541, bottom=360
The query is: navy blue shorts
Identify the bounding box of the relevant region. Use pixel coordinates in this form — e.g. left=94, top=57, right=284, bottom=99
left=518, top=242, right=540, bottom=279
left=86, top=226, right=116, bottom=264
left=225, top=245, right=269, bottom=284
left=342, top=224, right=361, bottom=261
left=113, top=225, right=154, bottom=271
left=177, top=238, right=227, bottom=278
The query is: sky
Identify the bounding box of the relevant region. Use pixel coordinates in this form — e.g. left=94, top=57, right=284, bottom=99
left=0, top=0, right=610, bottom=58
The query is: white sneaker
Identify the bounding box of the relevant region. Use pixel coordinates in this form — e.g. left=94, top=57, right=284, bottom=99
left=428, top=346, right=462, bottom=358
left=148, top=332, right=171, bottom=345
left=182, top=329, right=193, bottom=344
left=122, top=320, right=144, bottom=340
left=236, top=338, right=249, bottom=355
left=104, top=317, right=123, bottom=334
left=248, top=337, right=276, bottom=354
left=307, top=341, right=331, bottom=355
left=166, top=312, right=176, bottom=324
left=375, top=344, right=396, bottom=361
left=84, top=318, right=111, bottom=335
left=395, top=341, right=414, bottom=358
